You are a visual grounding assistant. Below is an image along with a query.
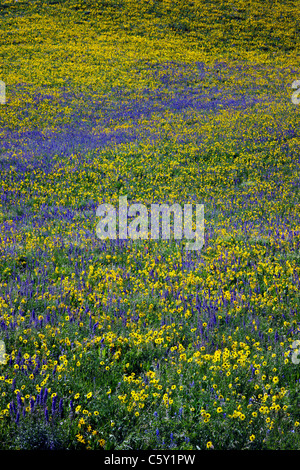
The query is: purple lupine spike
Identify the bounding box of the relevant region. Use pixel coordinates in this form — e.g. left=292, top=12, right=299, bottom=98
left=69, top=399, right=74, bottom=413
left=43, top=388, right=48, bottom=405
left=17, top=392, right=22, bottom=408
left=45, top=407, right=49, bottom=423
left=9, top=401, right=15, bottom=417
left=30, top=398, right=34, bottom=411
left=52, top=395, right=57, bottom=414
left=59, top=398, right=63, bottom=416
left=15, top=411, right=20, bottom=425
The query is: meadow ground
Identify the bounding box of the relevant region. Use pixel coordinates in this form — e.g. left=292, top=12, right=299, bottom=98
left=0, top=0, right=300, bottom=450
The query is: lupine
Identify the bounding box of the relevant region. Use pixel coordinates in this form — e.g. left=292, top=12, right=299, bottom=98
left=69, top=399, right=74, bottom=414
left=45, top=408, right=49, bottom=423
left=16, top=392, right=22, bottom=409
left=9, top=401, right=16, bottom=417
left=59, top=399, right=63, bottom=417
left=30, top=398, right=35, bottom=412
left=52, top=395, right=57, bottom=414
left=43, top=388, right=48, bottom=405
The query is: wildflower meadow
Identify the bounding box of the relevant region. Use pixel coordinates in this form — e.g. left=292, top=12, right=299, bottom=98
left=0, top=0, right=300, bottom=451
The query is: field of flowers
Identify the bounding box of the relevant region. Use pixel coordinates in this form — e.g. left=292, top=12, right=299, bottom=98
left=0, top=0, right=300, bottom=450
